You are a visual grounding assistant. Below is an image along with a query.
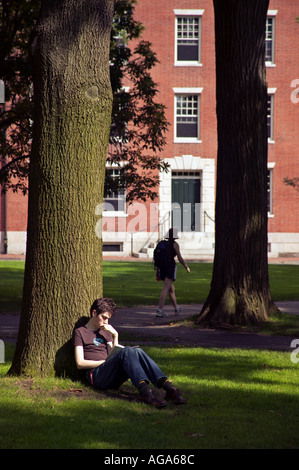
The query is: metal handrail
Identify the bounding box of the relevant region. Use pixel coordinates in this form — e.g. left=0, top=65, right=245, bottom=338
left=203, top=211, right=215, bottom=232
left=130, top=212, right=170, bottom=256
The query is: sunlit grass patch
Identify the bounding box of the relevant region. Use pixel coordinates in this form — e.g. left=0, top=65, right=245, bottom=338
left=0, top=344, right=298, bottom=449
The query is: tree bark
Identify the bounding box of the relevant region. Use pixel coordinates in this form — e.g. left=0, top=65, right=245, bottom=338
left=197, top=0, right=279, bottom=327
left=9, top=0, right=115, bottom=376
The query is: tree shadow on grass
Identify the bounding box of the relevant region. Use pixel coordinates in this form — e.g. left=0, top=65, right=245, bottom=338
left=1, top=376, right=299, bottom=449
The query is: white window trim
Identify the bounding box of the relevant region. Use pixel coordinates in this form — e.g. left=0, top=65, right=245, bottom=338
left=174, top=10, right=204, bottom=67
left=267, top=162, right=276, bottom=217
left=173, top=9, right=205, bottom=16
left=159, top=155, right=215, bottom=235
left=266, top=10, right=278, bottom=67
left=267, top=88, right=277, bottom=144
left=173, top=88, right=203, bottom=143
left=104, top=162, right=128, bottom=217
left=173, top=87, right=203, bottom=94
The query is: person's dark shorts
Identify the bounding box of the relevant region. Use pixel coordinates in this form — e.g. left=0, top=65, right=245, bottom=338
left=160, top=265, right=177, bottom=281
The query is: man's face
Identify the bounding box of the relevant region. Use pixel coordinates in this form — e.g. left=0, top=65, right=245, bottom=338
left=92, top=310, right=111, bottom=329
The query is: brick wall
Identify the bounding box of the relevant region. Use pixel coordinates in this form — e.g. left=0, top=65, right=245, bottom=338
left=267, top=1, right=299, bottom=235
left=1, top=0, right=298, bottom=255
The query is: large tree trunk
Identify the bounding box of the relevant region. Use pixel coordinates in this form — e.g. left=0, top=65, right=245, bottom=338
left=9, top=0, right=115, bottom=376
left=197, top=0, right=279, bottom=327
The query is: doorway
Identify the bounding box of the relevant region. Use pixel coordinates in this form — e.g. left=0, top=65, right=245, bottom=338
left=171, top=171, right=201, bottom=232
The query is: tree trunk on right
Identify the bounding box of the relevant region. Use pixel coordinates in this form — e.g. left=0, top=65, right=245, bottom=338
left=197, top=0, right=279, bottom=327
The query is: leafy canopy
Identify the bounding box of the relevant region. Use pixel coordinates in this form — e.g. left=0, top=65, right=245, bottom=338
left=0, top=0, right=169, bottom=201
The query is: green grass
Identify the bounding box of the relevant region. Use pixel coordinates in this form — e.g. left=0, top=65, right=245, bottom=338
left=269, top=264, right=299, bottom=301
left=1, top=260, right=299, bottom=336
left=1, top=260, right=298, bottom=312
left=251, top=312, right=299, bottom=337
left=103, top=261, right=212, bottom=306
left=1, top=261, right=299, bottom=449
left=0, top=261, right=25, bottom=312
left=1, top=343, right=298, bottom=449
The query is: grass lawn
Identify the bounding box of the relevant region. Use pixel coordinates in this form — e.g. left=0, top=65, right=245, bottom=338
left=2, top=259, right=299, bottom=336
left=1, top=342, right=298, bottom=449
left=0, top=261, right=25, bottom=312
left=103, top=260, right=299, bottom=306
left=1, top=260, right=299, bottom=312
left=0, top=260, right=299, bottom=449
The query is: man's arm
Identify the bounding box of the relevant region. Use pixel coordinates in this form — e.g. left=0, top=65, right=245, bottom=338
left=74, top=345, right=106, bottom=370
left=174, top=241, right=190, bottom=272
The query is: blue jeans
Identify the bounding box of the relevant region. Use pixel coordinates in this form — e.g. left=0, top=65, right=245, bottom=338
left=90, top=346, right=167, bottom=390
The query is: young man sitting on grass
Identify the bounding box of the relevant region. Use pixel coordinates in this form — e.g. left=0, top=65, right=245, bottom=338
left=73, top=297, right=186, bottom=408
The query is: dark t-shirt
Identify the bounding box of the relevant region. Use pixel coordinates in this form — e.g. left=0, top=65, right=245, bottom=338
left=73, top=326, right=113, bottom=362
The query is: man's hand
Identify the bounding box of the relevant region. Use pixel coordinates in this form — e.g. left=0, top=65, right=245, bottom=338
left=101, top=324, right=118, bottom=338
left=102, top=323, right=119, bottom=348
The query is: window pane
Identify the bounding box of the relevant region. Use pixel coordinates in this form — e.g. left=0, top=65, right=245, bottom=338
left=267, top=95, right=273, bottom=139
left=178, top=44, right=199, bottom=61
left=104, top=167, right=126, bottom=212
left=265, top=17, right=274, bottom=62
left=177, top=16, right=200, bottom=62
left=176, top=95, right=199, bottom=138
left=177, top=121, right=198, bottom=138
left=267, top=169, right=273, bottom=214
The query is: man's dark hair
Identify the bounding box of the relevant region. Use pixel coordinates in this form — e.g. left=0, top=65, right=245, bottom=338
left=90, top=298, right=116, bottom=317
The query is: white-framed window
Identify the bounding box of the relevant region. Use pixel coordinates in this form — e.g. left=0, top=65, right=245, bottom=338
left=267, top=163, right=275, bottom=216
left=174, top=9, right=204, bottom=66
left=267, top=88, right=276, bottom=142
left=265, top=11, right=278, bottom=66
left=104, top=167, right=126, bottom=215
left=173, top=88, right=203, bottom=142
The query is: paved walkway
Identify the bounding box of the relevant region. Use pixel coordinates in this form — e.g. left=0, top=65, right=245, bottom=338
left=110, top=301, right=299, bottom=351
left=1, top=254, right=299, bottom=263
left=1, top=301, right=298, bottom=352
left=1, top=256, right=298, bottom=351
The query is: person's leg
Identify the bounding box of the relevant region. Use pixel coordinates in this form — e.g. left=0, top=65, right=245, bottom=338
left=157, top=277, right=174, bottom=317
left=91, top=352, right=129, bottom=390
left=158, top=277, right=172, bottom=309
left=129, top=348, right=186, bottom=404
left=119, top=347, right=186, bottom=407
left=168, top=282, right=177, bottom=309
left=119, top=346, right=167, bottom=388
left=91, top=346, right=168, bottom=407
left=91, top=346, right=186, bottom=406
left=91, top=346, right=166, bottom=389
left=167, top=267, right=181, bottom=314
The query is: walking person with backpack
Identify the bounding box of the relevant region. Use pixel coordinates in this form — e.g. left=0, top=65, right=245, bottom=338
left=154, top=228, right=190, bottom=318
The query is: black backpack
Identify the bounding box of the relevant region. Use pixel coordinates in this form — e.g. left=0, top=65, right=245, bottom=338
left=153, top=239, right=169, bottom=270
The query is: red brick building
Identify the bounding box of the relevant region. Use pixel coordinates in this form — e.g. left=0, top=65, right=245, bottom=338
left=1, top=0, right=299, bottom=258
